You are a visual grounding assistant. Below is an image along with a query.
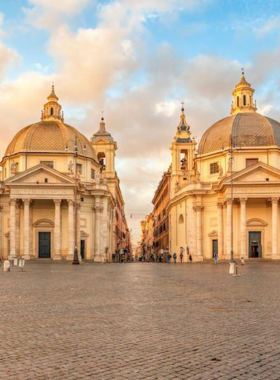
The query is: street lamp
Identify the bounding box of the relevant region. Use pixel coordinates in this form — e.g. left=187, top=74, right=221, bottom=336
left=65, top=136, right=86, bottom=265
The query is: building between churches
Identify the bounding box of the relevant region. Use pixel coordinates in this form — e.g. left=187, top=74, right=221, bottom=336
left=0, top=87, right=130, bottom=262
left=140, top=73, right=280, bottom=262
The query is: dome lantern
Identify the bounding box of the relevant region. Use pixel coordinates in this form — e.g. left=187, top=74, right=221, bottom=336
left=230, top=70, right=257, bottom=115
left=42, top=85, right=63, bottom=121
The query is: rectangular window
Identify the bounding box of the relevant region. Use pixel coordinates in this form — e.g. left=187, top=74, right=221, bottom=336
left=76, top=163, right=82, bottom=174
left=40, top=161, right=54, bottom=168
left=210, top=162, right=219, bottom=174
left=246, top=158, right=258, bottom=168
left=91, top=168, right=95, bottom=179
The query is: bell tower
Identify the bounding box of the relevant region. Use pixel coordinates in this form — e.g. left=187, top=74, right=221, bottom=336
left=231, top=70, right=257, bottom=115
left=91, top=117, right=117, bottom=179
left=170, top=105, right=196, bottom=195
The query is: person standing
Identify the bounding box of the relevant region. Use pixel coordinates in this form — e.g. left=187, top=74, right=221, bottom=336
left=173, top=252, right=177, bottom=263
left=180, top=247, right=184, bottom=263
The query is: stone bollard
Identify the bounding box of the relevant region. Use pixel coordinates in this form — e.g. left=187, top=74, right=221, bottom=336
left=13, top=258, right=18, bottom=266
left=3, top=260, right=10, bottom=272
left=241, top=257, right=245, bottom=265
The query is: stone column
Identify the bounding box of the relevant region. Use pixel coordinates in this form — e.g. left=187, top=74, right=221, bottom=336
left=91, top=206, right=96, bottom=260
left=23, top=199, right=31, bottom=260
left=16, top=203, right=20, bottom=256
left=192, top=206, right=197, bottom=256
left=9, top=199, right=17, bottom=259
left=94, top=198, right=103, bottom=262
left=67, top=199, right=74, bottom=260
left=217, top=202, right=223, bottom=259
left=77, top=202, right=81, bottom=260
left=0, top=206, right=3, bottom=260
left=272, top=197, right=279, bottom=259
left=240, top=198, right=247, bottom=259
left=53, top=199, right=61, bottom=260
left=196, top=205, right=203, bottom=259
left=226, top=199, right=232, bottom=260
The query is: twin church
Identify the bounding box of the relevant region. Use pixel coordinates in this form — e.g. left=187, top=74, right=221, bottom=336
left=0, top=87, right=129, bottom=262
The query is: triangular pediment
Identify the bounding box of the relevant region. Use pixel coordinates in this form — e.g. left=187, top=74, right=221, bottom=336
left=222, top=162, right=280, bottom=184
left=5, top=164, right=75, bottom=185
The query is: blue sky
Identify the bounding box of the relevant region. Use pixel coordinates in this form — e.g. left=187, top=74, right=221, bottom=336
left=1, top=0, right=280, bottom=243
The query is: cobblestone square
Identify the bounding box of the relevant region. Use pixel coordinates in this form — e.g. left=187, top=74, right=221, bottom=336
left=1, top=261, right=280, bottom=379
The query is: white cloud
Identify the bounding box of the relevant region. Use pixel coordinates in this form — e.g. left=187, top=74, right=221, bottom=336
left=23, top=0, right=92, bottom=29
left=254, top=16, right=280, bottom=36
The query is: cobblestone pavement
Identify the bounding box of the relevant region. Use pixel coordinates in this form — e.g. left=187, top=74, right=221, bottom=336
left=1, top=261, right=280, bottom=380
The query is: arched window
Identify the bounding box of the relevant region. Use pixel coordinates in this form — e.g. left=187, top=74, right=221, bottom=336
left=237, top=96, right=239, bottom=107
left=243, top=95, right=246, bottom=106
left=50, top=107, right=54, bottom=116
left=179, top=214, right=184, bottom=224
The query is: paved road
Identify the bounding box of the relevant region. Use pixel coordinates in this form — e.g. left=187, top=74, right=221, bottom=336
left=1, top=261, right=280, bottom=379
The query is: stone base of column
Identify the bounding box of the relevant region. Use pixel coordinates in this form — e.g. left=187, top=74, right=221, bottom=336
left=193, top=255, right=203, bottom=262
left=66, top=253, right=74, bottom=260
left=53, top=254, right=62, bottom=260
left=94, top=254, right=106, bottom=262
left=8, top=255, right=16, bottom=260
left=23, top=254, right=31, bottom=260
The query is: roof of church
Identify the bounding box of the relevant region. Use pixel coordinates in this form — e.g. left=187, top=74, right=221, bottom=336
left=4, top=120, right=97, bottom=160
left=198, top=112, right=280, bottom=155
left=91, top=117, right=114, bottom=143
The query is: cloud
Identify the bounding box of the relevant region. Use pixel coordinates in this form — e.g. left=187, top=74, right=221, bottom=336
left=23, top=0, right=92, bottom=29
left=254, top=16, right=280, bottom=36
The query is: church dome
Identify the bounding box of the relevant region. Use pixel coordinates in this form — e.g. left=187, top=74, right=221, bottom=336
left=3, top=86, right=97, bottom=161
left=4, top=120, right=97, bottom=160
left=198, top=73, right=280, bottom=155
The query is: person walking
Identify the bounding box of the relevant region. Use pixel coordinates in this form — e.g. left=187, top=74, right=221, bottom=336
left=173, top=252, right=177, bottom=263
left=214, top=252, right=218, bottom=265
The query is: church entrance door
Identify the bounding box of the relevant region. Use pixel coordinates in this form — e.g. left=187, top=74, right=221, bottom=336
left=249, top=231, right=262, bottom=258
left=212, top=239, right=218, bottom=258
left=80, top=240, right=85, bottom=260
left=38, top=232, right=51, bottom=258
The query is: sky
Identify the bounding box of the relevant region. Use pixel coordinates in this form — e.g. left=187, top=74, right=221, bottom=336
left=1, top=0, right=280, bottom=245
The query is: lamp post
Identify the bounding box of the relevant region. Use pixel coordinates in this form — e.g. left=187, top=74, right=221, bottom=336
left=65, top=136, right=86, bottom=265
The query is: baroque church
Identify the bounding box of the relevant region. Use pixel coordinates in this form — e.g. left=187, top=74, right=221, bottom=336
left=0, top=87, right=129, bottom=262
left=168, top=72, right=280, bottom=261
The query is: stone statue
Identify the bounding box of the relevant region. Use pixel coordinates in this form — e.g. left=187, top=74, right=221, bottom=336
left=68, top=161, right=74, bottom=174
left=196, top=170, right=201, bottom=182
left=218, top=165, right=223, bottom=178
left=175, top=181, right=180, bottom=192
left=10, top=162, right=18, bottom=175
left=95, top=176, right=100, bottom=185
left=103, top=177, right=108, bottom=185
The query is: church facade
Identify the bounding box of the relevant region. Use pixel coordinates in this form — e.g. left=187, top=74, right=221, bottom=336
left=0, top=87, right=129, bottom=262
left=167, top=73, right=280, bottom=261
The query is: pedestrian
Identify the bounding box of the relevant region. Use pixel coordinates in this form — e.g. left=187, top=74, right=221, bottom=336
left=173, top=252, right=177, bottom=263
left=167, top=253, right=171, bottom=263
left=180, top=247, right=184, bottom=263
left=189, top=253, right=192, bottom=262
left=213, top=252, right=218, bottom=265
left=186, top=246, right=190, bottom=261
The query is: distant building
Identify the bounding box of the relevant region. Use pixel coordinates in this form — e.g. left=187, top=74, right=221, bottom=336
left=152, top=168, right=171, bottom=261
left=0, top=87, right=130, bottom=262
